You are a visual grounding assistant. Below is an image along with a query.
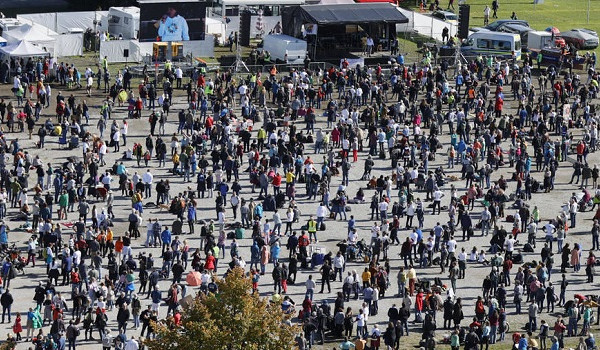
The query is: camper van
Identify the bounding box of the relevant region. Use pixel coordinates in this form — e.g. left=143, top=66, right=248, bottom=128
left=108, top=7, right=140, bottom=40
left=461, top=31, right=521, bottom=60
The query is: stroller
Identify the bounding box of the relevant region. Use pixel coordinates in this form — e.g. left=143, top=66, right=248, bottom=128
left=356, top=239, right=372, bottom=262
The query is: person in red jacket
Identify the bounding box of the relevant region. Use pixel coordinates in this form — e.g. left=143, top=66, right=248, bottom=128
left=495, top=96, right=504, bottom=118
left=298, top=231, right=310, bottom=262
left=135, top=97, right=143, bottom=118
left=577, top=141, right=586, bottom=163
left=272, top=173, right=282, bottom=195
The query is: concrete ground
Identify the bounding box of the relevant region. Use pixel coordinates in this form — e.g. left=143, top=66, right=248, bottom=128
left=0, top=64, right=598, bottom=350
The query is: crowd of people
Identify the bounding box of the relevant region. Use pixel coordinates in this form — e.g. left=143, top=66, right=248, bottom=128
left=0, top=19, right=599, bottom=350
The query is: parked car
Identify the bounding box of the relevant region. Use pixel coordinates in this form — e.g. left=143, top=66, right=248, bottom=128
left=496, top=23, right=533, bottom=50
left=560, top=29, right=599, bottom=49
left=471, top=19, right=529, bottom=33
left=430, top=10, right=458, bottom=24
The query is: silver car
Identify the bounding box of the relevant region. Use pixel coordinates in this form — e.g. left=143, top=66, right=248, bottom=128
left=561, top=29, right=599, bottom=49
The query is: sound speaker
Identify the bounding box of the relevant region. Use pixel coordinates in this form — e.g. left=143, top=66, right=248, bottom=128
left=123, top=49, right=129, bottom=58
left=239, top=10, right=251, bottom=47
left=458, top=4, right=470, bottom=39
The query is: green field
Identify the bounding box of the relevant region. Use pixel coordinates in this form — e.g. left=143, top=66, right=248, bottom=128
left=402, top=0, right=600, bottom=53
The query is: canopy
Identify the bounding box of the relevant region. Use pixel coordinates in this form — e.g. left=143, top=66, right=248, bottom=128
left=0, top=40, right=51, bottom=58
left=3, top=23, right=58, bottom=44
left=291, top=3, right=408, bottom=25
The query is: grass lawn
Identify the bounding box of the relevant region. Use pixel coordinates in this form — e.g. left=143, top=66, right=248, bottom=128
left=401, top=0, right=600, bottom=54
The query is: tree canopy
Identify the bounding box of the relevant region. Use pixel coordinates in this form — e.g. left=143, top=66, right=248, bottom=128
left=145, top=267, right=299, bottom=350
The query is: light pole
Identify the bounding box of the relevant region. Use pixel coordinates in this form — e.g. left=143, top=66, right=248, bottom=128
left=587, top=0, right=590, bottom=24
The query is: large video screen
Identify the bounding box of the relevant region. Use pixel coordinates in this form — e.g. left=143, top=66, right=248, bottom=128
left=139, top=2, right=207, bottom=42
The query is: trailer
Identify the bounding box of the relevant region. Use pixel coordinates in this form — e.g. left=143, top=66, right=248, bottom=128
left=261, top=34, right=307, bottom=64
left=108, top=6, right=140, bottom=40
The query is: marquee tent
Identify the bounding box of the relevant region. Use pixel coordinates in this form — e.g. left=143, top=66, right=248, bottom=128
left=3, top=23, right=58, bottom=44
left=2, top=23, right=57, bottom=56
left=0, top=40, right=51, bottom=59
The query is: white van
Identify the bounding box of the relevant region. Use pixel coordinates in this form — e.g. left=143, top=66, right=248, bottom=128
left=461, top=31, right=522, bottom=60
left=261, top=34, right=307, bottom=64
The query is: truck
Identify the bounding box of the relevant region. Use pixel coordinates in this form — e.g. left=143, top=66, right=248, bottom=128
left=261, top=34, right=307, bottom=65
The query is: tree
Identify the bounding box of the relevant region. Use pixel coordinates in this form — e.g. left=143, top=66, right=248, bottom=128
left=145, top=267, right=299, bottom=350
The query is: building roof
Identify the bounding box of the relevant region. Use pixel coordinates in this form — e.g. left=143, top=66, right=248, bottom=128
left=297, top=3, right=408, bottom=24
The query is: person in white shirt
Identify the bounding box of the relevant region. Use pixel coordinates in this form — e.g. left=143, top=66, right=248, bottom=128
left=175, top=67, right=183, bottom=88
left=112, top=130, right=120, bottom=152
left=504, top=235, right=516, bottom=259
left=142, top=170, right=153, bottom=198
left=121, top=121, right=128, bottom=146
left=527, top=220, right=538, bottom=248
left=544, top=222, right=556, bottom=250
left=447, top=237, right=457, bottom=261
left=124, top=336, right=139, bottom=350
left=98, top=143, right=107, bottom=166
left=378, top=200, right=389, bottom=223
left=433, top=188, right=444, bottom=215
left=457, top=247, right=467, bottom=278
left=333, top=252, right=345, bottom=281
left=305, top=275, right=316, bottom=300
left=316, top=203, right=328, bottom=229
left=370, top=223, right=380, bottom=247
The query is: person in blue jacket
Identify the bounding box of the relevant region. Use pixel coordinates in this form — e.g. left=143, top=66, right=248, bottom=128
left=161, top=227, right=172, bottom=257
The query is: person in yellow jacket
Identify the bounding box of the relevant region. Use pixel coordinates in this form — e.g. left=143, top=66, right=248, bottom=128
left=257, top=127, right=266, bottom=152
left=172, top=153, right=180, bottom=174
left=285, top=170, right=295, bottom=191
left=307, top=216, right=318, bottom=242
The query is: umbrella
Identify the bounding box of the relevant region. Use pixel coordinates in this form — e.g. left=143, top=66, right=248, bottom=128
left=186, top=271, right=202, bottom=286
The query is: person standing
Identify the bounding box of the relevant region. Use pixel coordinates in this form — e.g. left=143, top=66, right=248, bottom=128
left=483, top=5, right=491, bottom=25
left=66, top=320, right=79, bottom=350
left=492, top=0, right=499, bottom=18
left=1, top=289, right=13, bottom=323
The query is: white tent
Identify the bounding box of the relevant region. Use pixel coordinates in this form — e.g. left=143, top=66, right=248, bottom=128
left=2, top=23, right=57, bottom=56
left=0, top=40, right=51, bottom=59
left=3, top=23, right=58, bottom=44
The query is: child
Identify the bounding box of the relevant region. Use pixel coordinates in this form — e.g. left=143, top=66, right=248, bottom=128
left=251, top=269, right=260, bottom=293
left=12, top=312, right=22, bottom=341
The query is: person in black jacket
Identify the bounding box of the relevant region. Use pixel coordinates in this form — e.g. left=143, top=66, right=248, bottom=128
left=172, top=260, right=184, bottom=284
left=272, top=262, right=282, bottom=294
left=399, top=303, right=410, bottom=336
left=116, top=303, right=130, bottom=335
left=0, top=289, right=13, bottom=323
left=387, top=304, right=399, bottom=324
left=464, top=329, right=480, bottom=350
left=288, top=254, right=298, bottom=284
left=319, top=261, right=332, bottom=293
left=383, top=321, right=397, bottom=348
left=443, top=297, right=454, bottom=329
